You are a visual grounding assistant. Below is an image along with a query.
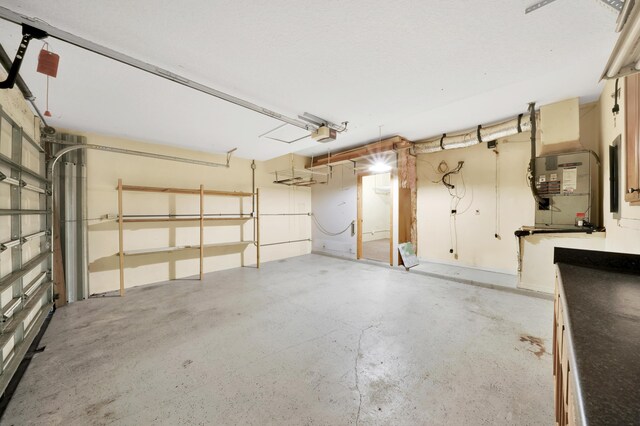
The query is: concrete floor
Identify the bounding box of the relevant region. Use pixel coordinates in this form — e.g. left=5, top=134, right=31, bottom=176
left=2, top=254, right=554, bottom=425
left=362, top=238, right=390, bottom=263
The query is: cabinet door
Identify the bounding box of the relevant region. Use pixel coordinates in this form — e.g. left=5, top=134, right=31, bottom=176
left=561, top=335, right=571, bottom=426
left=555, top=301, right=566, bottom=425
left=567, top=376, right=578, bottom=426
left=625, top=74, right=640, bottom=203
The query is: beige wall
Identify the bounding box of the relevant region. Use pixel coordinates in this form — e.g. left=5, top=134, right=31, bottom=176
left=416, top=134, right=534, bottom=274
left=311, top=163, right=357, bottom=258
left=74, top=132, right=311, bottom=294
left=519, top=233, right=606, bottom=293
left=416, top=94, right=640, bottom=293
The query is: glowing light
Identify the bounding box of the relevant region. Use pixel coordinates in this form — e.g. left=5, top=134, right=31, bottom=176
left=369, top=161, right=392, bottom=173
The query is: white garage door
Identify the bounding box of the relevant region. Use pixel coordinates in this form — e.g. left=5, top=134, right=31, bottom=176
left=0, top=105, right=53, bottom=396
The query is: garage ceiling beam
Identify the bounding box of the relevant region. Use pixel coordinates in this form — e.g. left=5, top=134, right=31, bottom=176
left=311, top=136, right=412, bottom=168
left=0, top=6, right=320, bottom=132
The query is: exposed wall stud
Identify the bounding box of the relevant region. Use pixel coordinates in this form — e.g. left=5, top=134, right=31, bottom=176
left=117, top=178, right=124, bottom=296
left=200, top=184, right=204, bottom=281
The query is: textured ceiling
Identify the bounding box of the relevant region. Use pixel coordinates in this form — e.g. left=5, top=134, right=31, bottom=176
left=0, top=1, right=620, bottom=160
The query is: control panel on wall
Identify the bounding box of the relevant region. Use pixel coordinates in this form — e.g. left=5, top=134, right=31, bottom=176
left=534, top=151, right=599, bottom=228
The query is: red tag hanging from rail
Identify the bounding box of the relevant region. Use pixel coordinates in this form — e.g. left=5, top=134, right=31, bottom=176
left=37, top=48, right=60, bottom=78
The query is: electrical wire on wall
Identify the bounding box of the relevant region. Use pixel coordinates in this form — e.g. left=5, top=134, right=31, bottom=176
left=439, top=161, right=473, bottom=260
left=418, top=158, right=472, bottom=259
left=612, top=78, right=620, bottom=126
left=416, top=159, right=454, bottom=184
left=312, top=214, right=354, bottom=236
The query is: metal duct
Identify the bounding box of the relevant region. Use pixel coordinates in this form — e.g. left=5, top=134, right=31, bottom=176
left=413, top=114, right=536, bottom=154
left=602, top=0, right=640, bottom=79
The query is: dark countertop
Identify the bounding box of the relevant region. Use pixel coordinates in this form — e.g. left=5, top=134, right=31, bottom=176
left=555, top=248, right=640, bottom=426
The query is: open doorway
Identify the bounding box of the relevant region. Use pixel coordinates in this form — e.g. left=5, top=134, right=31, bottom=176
left=357, top=172, right=392, bottom=263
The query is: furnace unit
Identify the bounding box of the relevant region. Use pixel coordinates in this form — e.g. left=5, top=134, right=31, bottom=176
left=534, top=151, right=599, bottom=228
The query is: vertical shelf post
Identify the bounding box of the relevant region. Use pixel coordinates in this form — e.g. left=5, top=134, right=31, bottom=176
left=117, top=178, right=125, bottom=296
left=256, top=187, right=260, bottom=268
left=200, top=184, right=204, bottom=281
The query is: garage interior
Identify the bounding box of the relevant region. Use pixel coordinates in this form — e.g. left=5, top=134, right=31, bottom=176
left=0, top=1, right=639, bottom=425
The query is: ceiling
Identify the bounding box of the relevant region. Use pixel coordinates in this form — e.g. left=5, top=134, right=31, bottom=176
left=0, top=1, right=621, bottom=161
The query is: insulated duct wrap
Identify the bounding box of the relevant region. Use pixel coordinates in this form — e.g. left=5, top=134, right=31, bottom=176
left=413, top=114, right=536, bottom=154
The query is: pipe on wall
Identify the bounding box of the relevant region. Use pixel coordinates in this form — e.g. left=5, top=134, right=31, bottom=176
left=47, top=142, right=232, bottom=233
left=412, top=113, right=537, bottom=154
left=48, top=143, right=230, bottom=177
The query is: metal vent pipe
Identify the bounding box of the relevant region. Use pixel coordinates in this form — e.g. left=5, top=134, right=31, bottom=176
left=412, top=113, right=538, bottom=154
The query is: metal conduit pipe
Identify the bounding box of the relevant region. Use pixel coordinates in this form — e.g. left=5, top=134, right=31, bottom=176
left=412, top=113, right=538, bottom=154
left=260, top=213, right=311, bottom=216
left=48, top=143, right=230, bottom=173
left=260, top=239, right=311, bottom=247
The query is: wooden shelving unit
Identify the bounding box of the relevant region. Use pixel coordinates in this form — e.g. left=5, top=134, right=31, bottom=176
left=120, top=185, right=253, bottom=197
left=116, top=180, right=260, bottom=296
left=123, top=241, right=255, bottom=256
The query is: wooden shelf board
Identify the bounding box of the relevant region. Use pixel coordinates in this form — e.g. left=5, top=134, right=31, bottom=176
left=122, top=217, right=251, bottom=223
left=119, top=185, right=253, bottom=197
left=123, top=246, right=189, bottom=256
left=123, top=241, right=255, bottom=256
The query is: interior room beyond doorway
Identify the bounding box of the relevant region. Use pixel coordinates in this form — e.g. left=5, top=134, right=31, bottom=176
left=361, top=172, right=392, bottom=263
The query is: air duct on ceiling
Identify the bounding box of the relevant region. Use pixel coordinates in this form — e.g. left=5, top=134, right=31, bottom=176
left=412, top=113, right=536, bottom=154
left=602, top=0, right=640, bottom=79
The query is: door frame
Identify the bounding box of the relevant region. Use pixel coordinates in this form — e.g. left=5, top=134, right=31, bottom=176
left=356, top=171, right=394, bottom=265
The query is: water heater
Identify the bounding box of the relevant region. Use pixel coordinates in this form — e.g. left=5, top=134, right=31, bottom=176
left=534, top=151, right=599, bottom=228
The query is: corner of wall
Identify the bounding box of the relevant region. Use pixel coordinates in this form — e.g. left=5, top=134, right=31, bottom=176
left=598, top=78, right=640, bottom=254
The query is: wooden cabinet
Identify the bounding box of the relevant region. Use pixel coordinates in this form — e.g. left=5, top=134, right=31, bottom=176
left=625, top=74, right=640, bottom=204
left=553, top=273, right=580, bottom=426
left=553, top=248, right=640, bottom=425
